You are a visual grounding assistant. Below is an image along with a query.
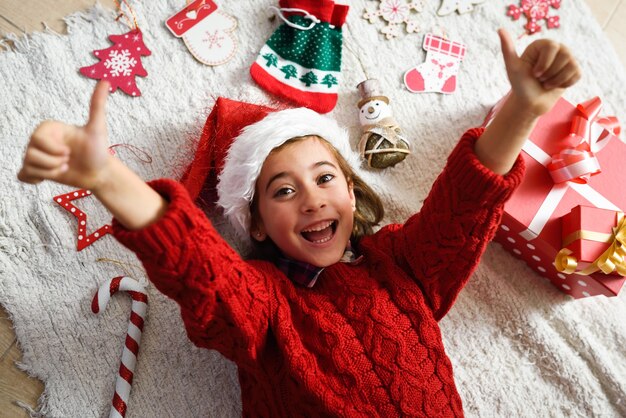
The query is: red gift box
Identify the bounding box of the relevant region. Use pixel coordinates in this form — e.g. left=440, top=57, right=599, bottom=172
left=486, top=97, right=626, bottom=298
left=558, top=205, right=626, bottom=275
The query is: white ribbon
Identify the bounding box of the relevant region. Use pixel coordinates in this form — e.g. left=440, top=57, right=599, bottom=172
left=589, top=121, right=613, bottom=153
left=519, top=137, right=620, bottom=241
left=269, top=6, right=335, bottom=30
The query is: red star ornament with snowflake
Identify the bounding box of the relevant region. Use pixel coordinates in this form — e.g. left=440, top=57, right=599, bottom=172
left=507, top=0, right=561, bottom=34
left=80, top=29, right=151, bottom=97
left=53, top=189, right=112, bottom=251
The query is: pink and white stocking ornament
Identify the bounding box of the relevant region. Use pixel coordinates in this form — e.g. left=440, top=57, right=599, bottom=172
left=166, top=0, right=237, bottom=66
left=404, top=33, right=466, bottom=94
left=437, top=0, right=487, bottom=16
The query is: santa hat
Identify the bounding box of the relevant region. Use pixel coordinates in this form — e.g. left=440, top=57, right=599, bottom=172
left=181, top=97, right=361, bottom=242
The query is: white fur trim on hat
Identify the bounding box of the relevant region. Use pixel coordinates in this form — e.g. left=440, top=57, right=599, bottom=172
left=216, top=107, right=361, bottom=242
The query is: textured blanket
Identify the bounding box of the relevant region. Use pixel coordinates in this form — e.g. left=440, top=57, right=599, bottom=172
left=1, top=0, right=624, bottom=416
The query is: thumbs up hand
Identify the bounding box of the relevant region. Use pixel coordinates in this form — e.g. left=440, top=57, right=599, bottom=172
left=498, top=28, right=581, bottom=117
left=474, top=31, right=582, bottom=175
left=18, top=81, right=113, bottom=190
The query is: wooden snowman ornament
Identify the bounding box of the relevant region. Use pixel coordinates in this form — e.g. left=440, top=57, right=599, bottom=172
left=357, top=79, right=410, bottom=169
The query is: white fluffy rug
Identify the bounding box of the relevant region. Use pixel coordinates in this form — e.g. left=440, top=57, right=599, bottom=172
left=1, top=0, right=625, bottom=416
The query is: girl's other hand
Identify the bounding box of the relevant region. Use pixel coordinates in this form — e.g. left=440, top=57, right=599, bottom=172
left=498, top=28, right=581, bottom=117
left=18, top=81, right=113, bottom=191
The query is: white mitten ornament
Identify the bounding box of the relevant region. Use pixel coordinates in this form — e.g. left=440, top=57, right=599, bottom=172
left=404, top=33, right=466, bottom=94
left=357, top=79, right=410, bottom=169
left=166, top=0, right=237, bottom=66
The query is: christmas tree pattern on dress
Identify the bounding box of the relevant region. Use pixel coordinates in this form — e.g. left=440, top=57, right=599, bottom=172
left=249, top=1, right=348, bottom=114
left=263, top=53, right=278, bottom=67
left=300, top=71, right=318, bottom=87
left=321, top=74, right=338, bottom=88
left=281, top=65, right=297, bottom=79
left=80, top=29, right=151, bottom=97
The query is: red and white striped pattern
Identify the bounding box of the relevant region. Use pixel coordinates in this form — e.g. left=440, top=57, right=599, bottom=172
left=92, top=276, right=148, bottom=418
left=423, top=33, right=466, bottom=60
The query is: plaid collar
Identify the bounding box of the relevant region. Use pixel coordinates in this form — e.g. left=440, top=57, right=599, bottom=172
left=276, top=242, right=364, bottom=288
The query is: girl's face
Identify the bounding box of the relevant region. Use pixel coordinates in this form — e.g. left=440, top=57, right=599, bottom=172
left=252, top=137, right=356, bottom=267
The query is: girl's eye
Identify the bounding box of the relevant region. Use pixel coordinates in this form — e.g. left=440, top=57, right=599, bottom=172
left=318, top=174, right=334, bottom=184
left=274, top=187, right=295, bottom=197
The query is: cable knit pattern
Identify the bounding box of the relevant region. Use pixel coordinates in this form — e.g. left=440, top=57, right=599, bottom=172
left=112, top=128, right=524, bottom=417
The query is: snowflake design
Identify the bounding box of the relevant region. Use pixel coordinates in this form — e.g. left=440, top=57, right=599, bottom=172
left=507, top=0, right=561, bottom=34
left=363, top=0, right=424, bottom=39
left=203, top=30, right=225, bottom=49
left=104, top=49, right=137, bottom=77
left=380, top=0, right=411, bottom=23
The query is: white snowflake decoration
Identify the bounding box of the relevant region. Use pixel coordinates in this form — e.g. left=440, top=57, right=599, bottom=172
left=437, top=0, right=487, bottom=16
left=103, top=49, right=137, bottom=77
left=363, top=0, right=424, bottom=39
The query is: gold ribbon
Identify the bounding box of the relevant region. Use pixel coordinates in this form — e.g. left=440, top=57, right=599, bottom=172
left=562, top=230, right=612, bottom=247
left=555, top=212, right=626, bottom=275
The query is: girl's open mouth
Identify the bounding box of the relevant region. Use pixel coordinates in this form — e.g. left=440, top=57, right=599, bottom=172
left=300, top=220, right=337, bottom=243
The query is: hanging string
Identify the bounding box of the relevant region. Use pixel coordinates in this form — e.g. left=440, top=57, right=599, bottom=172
left=96, top=257, right=145, bottom=278
left=113, top=0, right=139, bottom=30
left=430, top=24, right=448, bottom=40
left=187, top=0, right=214, bottom=16
left=186, top=0, right=206, bottom=8
left=269, top=6, right=335, bottom=30
left=108, top=144, right=153, bottom=164
left=343, top=23, right=370, bottom=80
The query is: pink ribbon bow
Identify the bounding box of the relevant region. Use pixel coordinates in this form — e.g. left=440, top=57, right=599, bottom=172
left=547, top=97, right=620, bottom=184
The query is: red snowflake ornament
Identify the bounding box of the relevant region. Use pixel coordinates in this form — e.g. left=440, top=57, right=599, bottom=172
left=80, top=29, right=151, bottom=97
left=53, top=189, right=112, bottom=251
left=507, top=0, right=561, bottom=34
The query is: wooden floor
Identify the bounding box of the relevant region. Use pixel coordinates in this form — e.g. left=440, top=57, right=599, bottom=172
left=1, top=0, right=625, bottom=416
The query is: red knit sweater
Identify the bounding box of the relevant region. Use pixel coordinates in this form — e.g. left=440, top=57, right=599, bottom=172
left=113, top=129, right=524, bottom=417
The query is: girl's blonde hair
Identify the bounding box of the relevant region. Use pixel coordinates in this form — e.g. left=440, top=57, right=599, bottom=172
left=250, top=136, right=384, bottom=259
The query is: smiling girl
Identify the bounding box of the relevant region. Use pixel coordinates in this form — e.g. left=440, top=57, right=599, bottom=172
left=18, top=30, right=580, bottom=417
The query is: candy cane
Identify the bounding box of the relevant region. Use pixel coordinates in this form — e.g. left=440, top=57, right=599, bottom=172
left=92, top=276, right=148, bottom=418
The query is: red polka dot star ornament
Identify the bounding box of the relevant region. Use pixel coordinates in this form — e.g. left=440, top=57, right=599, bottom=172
left=80, top=0, right=151, bottom=97
left=51, top=145, right=152, bottom=251
left=53, top=189, right=112, bottom=251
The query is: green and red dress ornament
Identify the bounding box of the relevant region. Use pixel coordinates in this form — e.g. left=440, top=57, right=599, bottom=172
left=250, top=0, right=349, bottom=114
left=80, top=0, right=151, bottom=97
